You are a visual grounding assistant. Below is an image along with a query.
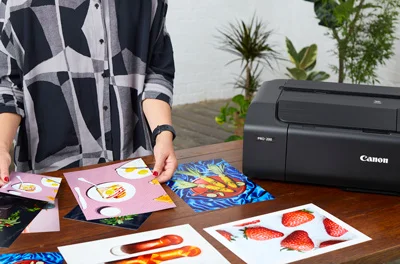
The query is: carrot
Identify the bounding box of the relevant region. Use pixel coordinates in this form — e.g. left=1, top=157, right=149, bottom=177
left=176, top=167, right=226, bottom=188
left=197, top=184, right=234, bottom=193
left=207, top=164, right=238, bottom=189
left=173, top=180, right=234, bottom=193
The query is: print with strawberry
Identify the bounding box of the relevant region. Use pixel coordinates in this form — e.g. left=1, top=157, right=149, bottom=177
left=216, top=230, right=237, bottom=242
left=282, top=209, right=315, bottom=227
left=280, top=230, right=315, bottom=252
left=241, top=226, right=284, bottom=241
left=323, top=218, right=348, bottom=237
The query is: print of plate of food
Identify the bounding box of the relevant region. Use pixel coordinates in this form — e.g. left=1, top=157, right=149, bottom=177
left=41, top=177, right=61, bottom=188
left=115, top=166, right=152, bottom=180
left=86, top=182, right=136, bottom=203
left=12, top=183, right=42, bottom=193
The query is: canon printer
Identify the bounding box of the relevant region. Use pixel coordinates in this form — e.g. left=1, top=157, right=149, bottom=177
left=243, top=79, right=400, bottom=195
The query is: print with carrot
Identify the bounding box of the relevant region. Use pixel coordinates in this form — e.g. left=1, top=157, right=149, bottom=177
left=174, top=164, right=246, bottom=198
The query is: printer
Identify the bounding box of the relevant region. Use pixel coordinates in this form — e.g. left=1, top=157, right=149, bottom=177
left=243, top=79, right=400, bottom=195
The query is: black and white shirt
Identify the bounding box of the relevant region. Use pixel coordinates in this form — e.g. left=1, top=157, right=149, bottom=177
left=0, top=0, right=175, bottom=173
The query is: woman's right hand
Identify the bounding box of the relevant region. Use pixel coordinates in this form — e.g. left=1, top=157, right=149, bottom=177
left=0, top=148, right=11, bottom=186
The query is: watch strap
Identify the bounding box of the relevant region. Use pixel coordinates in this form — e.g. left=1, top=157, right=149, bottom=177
left=151, top=124, right=176, bottom=145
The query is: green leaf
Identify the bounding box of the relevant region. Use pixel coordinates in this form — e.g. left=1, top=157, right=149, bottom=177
left=299, top=44, right=317, bottom=69
left=173, top=179, right=198, bottom=189
left=285, top=37, right=299, bottom=65
left=305, top=59, right=317, bottom=72
left=307, top=71, right=330, bottom=81
left=225, top=135, right=243, bottom=142
left=333, top=0, right=355, bottom=24
left=297, top=47, right=308, bottom=64
left=215, top=115, right=225, bottom=125
left=313, top=0, right=341, bottom=29
left=232, top=94, right=245, bottom=105
left=287, top=67, right=307, bottom=80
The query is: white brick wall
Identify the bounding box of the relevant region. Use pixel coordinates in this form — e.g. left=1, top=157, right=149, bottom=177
left=167, top=0, right=400, bottom=105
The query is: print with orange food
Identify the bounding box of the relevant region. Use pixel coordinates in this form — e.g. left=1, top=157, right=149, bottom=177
left=174, top=165, right=246, bottom=198
left=107, top=246, right=201, bottom=264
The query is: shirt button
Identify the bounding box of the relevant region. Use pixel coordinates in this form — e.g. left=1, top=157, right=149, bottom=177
left=99, top=39, right=104, bottom=44
left=95, top=3, right=99, bottom=9
left=103, top=106, right=108, bottom=111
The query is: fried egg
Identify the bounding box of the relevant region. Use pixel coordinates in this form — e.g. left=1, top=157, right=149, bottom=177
left=116, top=167, right=152, bottom=179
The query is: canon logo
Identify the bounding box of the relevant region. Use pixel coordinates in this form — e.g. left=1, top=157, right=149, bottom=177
left=360, top=155, right=388, bottom=164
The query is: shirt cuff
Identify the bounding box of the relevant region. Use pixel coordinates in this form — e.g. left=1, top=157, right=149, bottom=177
left=142, top=82, right=173, bottom=107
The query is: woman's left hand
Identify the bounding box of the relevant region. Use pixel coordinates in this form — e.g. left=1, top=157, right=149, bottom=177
left=152, top=132, right=178, bottom=183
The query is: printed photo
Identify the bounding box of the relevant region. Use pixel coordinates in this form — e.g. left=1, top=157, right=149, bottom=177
left=204, top=203, right=371, bottom=264
left=58, top=224, right=230, bottom=264
left=23, top=199, right=60, bottom=233
left=0, top=172, right=61, bottom=203
left=0, top=252, right=64, bottom=264
left=0, top=194, right=46, bottom=248
left=64, top=205, right=151, bottom=231
left=63, top=158, right=176, bottom=220
left=166, top=159, right=274, bottom=212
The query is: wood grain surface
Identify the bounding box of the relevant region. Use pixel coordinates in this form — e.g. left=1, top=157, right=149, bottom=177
left=1, top=141, right=399, bottom=264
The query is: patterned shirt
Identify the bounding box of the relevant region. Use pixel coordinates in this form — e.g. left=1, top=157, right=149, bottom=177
left=0, top=0, right=174, bottom=173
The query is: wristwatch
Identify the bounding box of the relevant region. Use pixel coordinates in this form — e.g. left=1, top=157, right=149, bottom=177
left=151, top=124, right=176, bottom=145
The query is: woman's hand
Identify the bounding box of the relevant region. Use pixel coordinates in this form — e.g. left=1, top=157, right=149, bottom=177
left=152, top=131, right=177, bottom=183
left=0, top=147, right=11, bottom=186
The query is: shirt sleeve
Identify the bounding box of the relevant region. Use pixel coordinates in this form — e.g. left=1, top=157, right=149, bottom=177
left=142, top=0, right=175, bottom=107
left=0, top=13, right=24, bottom=117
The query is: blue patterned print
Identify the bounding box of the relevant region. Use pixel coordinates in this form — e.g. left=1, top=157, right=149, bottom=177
left=0, top=252, right=63, bottom=264
left=166, top=159, right=274, bottom=212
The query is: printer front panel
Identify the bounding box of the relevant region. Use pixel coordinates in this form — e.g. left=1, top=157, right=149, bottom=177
left=285, top=125, right=400, bottom=194
left=243, top=103, right=288, bottom=181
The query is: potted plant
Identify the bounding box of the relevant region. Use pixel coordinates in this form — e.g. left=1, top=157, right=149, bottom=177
left=285, top=37, right=330, bottom=81
left=304, top=0, right=400, bottom=84
left=215, top=15, right=284, bottom=141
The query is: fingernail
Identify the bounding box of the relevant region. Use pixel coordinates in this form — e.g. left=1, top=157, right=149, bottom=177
left=4, top=177, right=9, bottom=182
left=153, top=171, right=159, bottom=177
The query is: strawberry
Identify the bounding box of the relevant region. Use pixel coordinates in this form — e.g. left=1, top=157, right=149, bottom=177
left=241, top=226, right=284, bottom=241
left=319, top=240, right=346, bottom=248
left=323, top=218, right=348, bottom=237
left=282, top=209, right=315, bottom=227
left=216, top=230, right=236, bottom=242
left=280, top=230, right=314, bottom=252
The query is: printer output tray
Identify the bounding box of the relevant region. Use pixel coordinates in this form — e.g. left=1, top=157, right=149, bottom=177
left=285, top=125, right=400, bottom=194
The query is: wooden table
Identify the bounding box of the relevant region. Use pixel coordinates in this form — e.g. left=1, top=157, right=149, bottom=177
left=1, top=141, right=400, bottom=263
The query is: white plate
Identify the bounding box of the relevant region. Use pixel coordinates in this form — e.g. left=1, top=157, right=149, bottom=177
left=99, top=207, right=121, bottom=217
left=86, top=182, right=135, bottom=203
left=12, top=183, right=42, bottom=193
left=41, top=177, right=61, bottom=188
left=115, top=167, right=152, bottom=179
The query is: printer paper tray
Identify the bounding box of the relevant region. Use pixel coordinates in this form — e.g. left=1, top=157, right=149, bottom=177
left=278, top=90, right=400, bottom=132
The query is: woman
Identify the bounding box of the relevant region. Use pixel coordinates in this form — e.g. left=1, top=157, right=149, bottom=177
left=0, top=0, right=177, bottom=186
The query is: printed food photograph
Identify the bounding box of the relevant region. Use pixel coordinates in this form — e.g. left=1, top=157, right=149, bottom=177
left=204, top=203, right=371, bottom=264
left=64, top=205, right=152, bottom=231
left=22, top=199, right=60, bottom=234
left=166, top=159, right=274, bottom=212
left=63, top=158, right=175, bottom=220
left=0, top=172, right=61, bottom=203
left=0, top=194, right=47, bottom=248
left=0, top=252, right=64, bottom=264
left=58, top=224, right=230, bottom=264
